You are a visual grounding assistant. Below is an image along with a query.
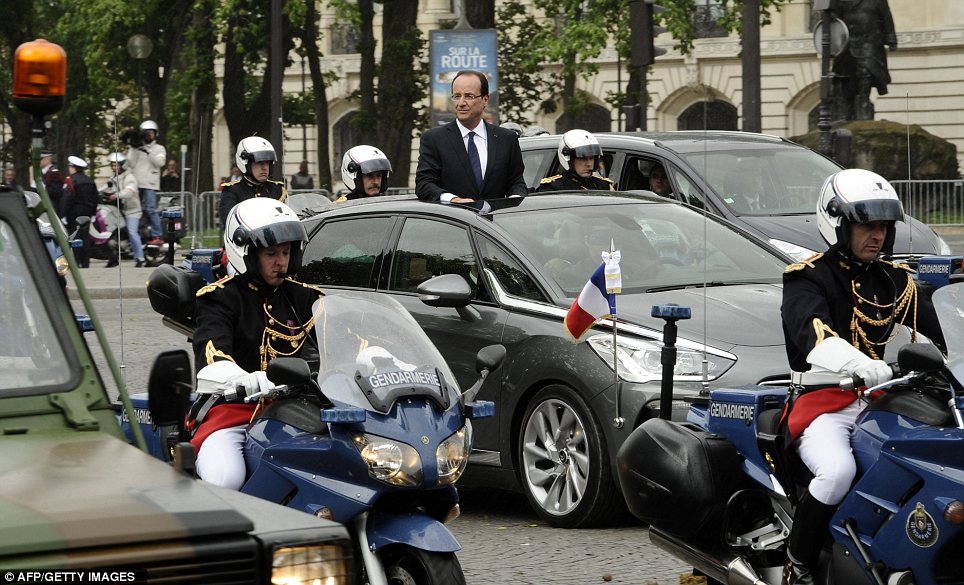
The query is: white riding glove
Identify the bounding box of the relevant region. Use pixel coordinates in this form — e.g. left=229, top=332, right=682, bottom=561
left=806, top=336, right=893, bottom=387
left=196, top=361, right=276, bottom=401
left=226, top=371, right=275, bottom=402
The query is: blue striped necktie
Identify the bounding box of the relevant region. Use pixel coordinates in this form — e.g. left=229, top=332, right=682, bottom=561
left=467, top=131, right=483, bottom=190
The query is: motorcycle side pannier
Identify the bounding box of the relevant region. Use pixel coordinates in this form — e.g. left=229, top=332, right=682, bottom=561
left=617, top=418, right=742, bottom=538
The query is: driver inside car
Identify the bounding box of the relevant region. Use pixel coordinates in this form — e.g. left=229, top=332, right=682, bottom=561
left=186, top=198, right=325, bottom=490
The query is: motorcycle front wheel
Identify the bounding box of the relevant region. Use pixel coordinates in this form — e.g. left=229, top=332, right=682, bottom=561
left=378, top=546, right=465, bottom=585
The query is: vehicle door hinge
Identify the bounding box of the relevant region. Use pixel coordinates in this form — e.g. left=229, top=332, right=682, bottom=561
left=49, top=390, right=100, bottom=431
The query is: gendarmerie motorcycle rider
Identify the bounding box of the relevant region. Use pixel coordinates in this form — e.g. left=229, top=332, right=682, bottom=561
left=537, top=129, right=614, bottom=192
left=779, top=168, right=945, bottom=585
left=218, top=136, right=288, bottom=232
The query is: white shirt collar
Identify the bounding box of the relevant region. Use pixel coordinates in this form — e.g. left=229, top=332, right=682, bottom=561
left=456, top=119, right=487, bottom=141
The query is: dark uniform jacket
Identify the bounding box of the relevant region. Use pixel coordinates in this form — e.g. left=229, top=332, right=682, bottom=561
left=536, top=172, right=615, bottom=192
left=188, top=274, right=323, bottom=449
left=780, top=250, right=944, bottom=440
left=63, top=172, right=99, bottom=228
left=43, top=166, right=65, bottom=215
left=218, top=176, right=288, bottom=229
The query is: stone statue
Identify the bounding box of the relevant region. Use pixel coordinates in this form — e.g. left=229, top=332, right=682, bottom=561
left=831, top=0, right=898, bottom=121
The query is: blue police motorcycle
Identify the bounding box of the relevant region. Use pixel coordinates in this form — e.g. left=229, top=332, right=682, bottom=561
left=128, top=282, right=502, bottom=585
left=616, top=285, right=964, bottom=585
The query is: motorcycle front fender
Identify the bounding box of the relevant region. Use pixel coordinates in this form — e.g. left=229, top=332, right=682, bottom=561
left=366, top=512, right=460, bottom=553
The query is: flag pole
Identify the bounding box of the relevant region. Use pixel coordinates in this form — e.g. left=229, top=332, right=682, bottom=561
left=608, top=239, right=623, bottom=429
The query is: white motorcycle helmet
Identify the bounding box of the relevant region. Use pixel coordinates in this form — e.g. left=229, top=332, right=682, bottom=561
left=139, top=120, right=159, bottom=138
left=235, top=136, right=278, bottom=176
left=107, top=152, right=126, bottom=168
left=223, top=198, right=307, bottom=276
left=341, top=145, right=392, bottom=193
left=557, top=129, right=602, bottom=172
left=816, top=168, right=904, bottom=255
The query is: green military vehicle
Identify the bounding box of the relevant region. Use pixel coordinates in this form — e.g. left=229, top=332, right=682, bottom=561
left=0, top=186, right=353, bottom=582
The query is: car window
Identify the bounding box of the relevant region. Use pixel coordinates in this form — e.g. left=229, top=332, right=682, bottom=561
left=523, top=149, right=551, bottom=191
left=477, top=236, right=545, bottom=302
left=666, top=167, right=709, bottom=210
left=0, top=221, right=71, bottom=392
left=390, top=218, right=479, bottom=298
left=494, top=203, right=786, bottom=296
left=301, top=217, right=392, bottom=288
left=678, top=147, right=840, bottom=215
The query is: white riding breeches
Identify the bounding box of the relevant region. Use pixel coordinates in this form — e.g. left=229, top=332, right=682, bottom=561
left=796, top=400, right=863, bottom=506
left=196, top=425, right=248, bottom=490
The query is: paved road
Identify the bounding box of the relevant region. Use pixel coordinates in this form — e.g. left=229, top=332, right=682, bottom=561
left=75, top=288, right=692, bottom=585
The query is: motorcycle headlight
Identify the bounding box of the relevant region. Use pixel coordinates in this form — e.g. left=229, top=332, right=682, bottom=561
left=272, top=543, right=350, bottom=585
left=586, top=334, right=735, bottom=383
left=55, top=254, right=69, bottom=276
left=768, top=238, right=817, bottom=262
left=352, top=432, right=422, bottom=487
left=437, top=422, right=472, bottom=485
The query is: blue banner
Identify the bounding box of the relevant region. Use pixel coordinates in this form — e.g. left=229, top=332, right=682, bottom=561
left=429, top=29, right=499, bottom=127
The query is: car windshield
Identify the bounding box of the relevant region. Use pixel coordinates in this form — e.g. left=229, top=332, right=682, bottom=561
left=313, top=291, right=460, bottom=411
left=494, top=202, right=788, bottom=296
left=678, top=147, right=841, bottom=215
left=0, top=220, right=71, bottom=392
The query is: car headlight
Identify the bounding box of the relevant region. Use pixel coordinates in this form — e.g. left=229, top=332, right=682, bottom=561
left=586, top=334, right=735, bottom=383
left=437, top=422, right=472, bottom=485
left=352, top=432, right=422, bottom=487
left=272, top=543, right=350, bottom=585
left=768, top=238, right=817, bottom=262
left=937, top=234, right=952, bottom=256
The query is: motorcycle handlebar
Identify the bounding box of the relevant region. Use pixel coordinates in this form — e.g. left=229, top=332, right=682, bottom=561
left=242, top=384, right=289, bottom=403
left=844, top=363, right=904, bottom=392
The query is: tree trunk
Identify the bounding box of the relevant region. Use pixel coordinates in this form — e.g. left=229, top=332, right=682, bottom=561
left=189, top=0, right=217, bottom=193
left=304, top=0, right=332, bottom=190
left=377, top=0, right=422, bottom=188
left=466, top=0, right=495, bottom=29
left=357, top=0, right=378, bottom=145
left=222, top=16, right=273, bottom=148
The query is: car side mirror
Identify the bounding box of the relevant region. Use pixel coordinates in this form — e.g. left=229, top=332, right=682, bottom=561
left=417, top=274, right=472, bottom=308
left=266, top=357, right=312, bottom=386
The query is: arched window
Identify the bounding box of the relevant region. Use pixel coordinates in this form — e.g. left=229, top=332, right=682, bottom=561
left=677, top=101, right=738, bottom=131
left=555, top=104, right=611, bottom=133
left=332, top=112, right=361, bottom=183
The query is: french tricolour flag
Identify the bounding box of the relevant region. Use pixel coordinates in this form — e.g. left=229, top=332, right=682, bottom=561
left=564, top=261, right=618, bottom=341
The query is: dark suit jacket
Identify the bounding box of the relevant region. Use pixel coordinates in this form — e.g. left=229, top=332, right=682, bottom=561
left=415, top=120, right=528, bottom=201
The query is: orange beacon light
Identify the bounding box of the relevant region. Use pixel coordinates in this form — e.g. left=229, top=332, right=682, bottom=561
left=13, top=39, right=67, bottom=117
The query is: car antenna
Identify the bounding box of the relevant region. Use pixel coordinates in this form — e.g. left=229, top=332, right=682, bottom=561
left=699, top=95, right=710, bottom=394
left=905, top=93, right=914, bottom=257
left=110, top=115, right=130, bottom=388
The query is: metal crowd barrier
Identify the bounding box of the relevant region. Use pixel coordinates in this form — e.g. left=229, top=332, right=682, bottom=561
left=891, top=180, right=964, bottom=227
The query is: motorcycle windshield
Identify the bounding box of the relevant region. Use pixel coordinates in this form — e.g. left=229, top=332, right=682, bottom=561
left=311, top=291, right=460, bottom=412
left=933, top=285, right=964, bottom=380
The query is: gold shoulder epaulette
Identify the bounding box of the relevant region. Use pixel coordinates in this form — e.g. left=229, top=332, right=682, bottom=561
left=595, top=174, right=614, bottom=183
left=268, top=178, right=285, bottom=186
left=784, top=252, right=823, bottom=273
left=197, top=274, right=235, bottom=297
left=880, top=259, right=915, bottom=273
left=540, top=175, right=562, bottom=184
left=286, top=278, right=326, bottom=295
left=220, top=179, right=240, bottom=188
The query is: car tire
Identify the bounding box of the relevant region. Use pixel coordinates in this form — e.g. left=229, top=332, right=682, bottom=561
left=518, top=384, right=622, bottom=528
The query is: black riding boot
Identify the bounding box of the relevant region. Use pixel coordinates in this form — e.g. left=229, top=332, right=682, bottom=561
left=783, top=490, right=837, bottom=585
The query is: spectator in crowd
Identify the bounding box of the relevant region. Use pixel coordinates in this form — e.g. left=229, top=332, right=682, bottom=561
left=218, top=136, right=287, bottom=230
left=103, top=152, right=146, bottom=268
left=1, top=167, right=22, bottom=194
left=336, top=145, right=391, bottom=202
left=537, top=130, right=614, bottom=192
left=415, top=69, right=527, bottom=204
left=126, top=120, right=166, bottom=246
left=159, top=158, right=181, bottom=193
left=289, top=160, right=315, bottom=190
left=62, top=156, right=99, bottom=268
left=40, top=151, right=65, bottom=215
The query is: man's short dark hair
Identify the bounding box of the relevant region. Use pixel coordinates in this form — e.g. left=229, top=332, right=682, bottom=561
left=452, top=70, right=489, bottom=97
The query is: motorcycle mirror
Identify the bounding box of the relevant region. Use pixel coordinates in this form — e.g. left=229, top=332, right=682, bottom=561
left=476, top=344, right=507, bottom=374
left=897, top=343, right=944, bottom=373
left=147, top=349, right=193, bottom=429
left=266, top=357, right=312, bottom=386
left=417, top=274, right=472, bottom=308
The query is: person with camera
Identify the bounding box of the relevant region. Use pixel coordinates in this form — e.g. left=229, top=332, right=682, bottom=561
left=102, top=152, right=146, bottom=268
left=218, top=136, right=287, bottom=232
left=124, top=120, right=166, bottom=246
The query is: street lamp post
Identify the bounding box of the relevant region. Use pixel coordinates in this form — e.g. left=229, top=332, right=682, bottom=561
left=126, top=34, right=153, bottom=121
